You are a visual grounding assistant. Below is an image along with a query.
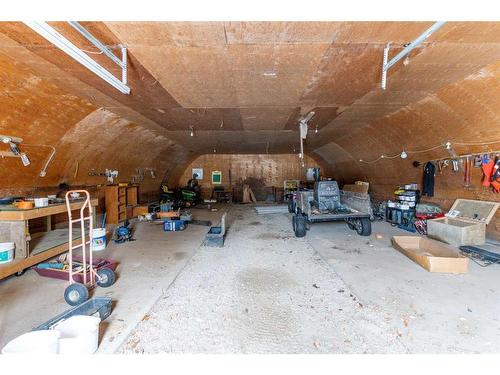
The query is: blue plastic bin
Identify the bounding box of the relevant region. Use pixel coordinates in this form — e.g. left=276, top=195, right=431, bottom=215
left=163, top=220, right=186, bottom=232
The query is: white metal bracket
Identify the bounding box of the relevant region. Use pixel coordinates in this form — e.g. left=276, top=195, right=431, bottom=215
left=381, top=21, right=446, bottom=90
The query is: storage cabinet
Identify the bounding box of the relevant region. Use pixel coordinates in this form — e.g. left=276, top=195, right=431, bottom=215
left=104, top=185, right=127, bottom=224
left=126, top=186, right=139, bottom=220
left=104, top=185, right=140, bottom=224
left=126, top=186, right=138, bottom=206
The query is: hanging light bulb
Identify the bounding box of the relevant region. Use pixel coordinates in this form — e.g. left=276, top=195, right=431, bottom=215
left=190, top=126, right=194, bottom=137
left=403, top=55, right=410, bottom=66
left=315, top=125, right=318, bottom=134
left=213, top=148, right=216, bottom=153
left=400, top=151, right=408, bottom=159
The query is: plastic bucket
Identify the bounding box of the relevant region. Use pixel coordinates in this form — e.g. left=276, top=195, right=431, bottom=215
left=0, top=242, right=14, bottom=264
left=54, top=315, right=101, bottom=354
left=1, top=330, right=60, bottom=354
left=91, top=228, right=106, bottom=251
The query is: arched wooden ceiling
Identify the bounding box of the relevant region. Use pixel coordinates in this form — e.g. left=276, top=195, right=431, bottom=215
left=0, top=22, right=499, bottom=192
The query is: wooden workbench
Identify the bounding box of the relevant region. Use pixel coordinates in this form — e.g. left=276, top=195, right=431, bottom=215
left=0, top=198, right=98, bottom=280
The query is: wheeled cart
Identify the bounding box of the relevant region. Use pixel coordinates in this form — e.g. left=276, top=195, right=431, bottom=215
left=291, top=180, right=372, bottom=238
left=62, top=190, right=116, bottom=306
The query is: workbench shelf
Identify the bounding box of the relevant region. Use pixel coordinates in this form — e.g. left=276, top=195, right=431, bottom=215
left=0, top=199, right=98, bottom=280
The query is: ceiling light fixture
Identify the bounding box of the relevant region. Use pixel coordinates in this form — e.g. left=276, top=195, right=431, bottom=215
left=381, top=21, right=446, bottom=90
left=403, top=55, right=410, bottom=66
left=400, top=151, right=408, bottom=159
left=213, top=148, right=217, bottom=153
left=298, top=111, right=315, bottom=163
left=0, top=134, right=30, bottom=166
left=24, top=21, right=130, bottom=94
left=262, top=71, right=277, bottom=77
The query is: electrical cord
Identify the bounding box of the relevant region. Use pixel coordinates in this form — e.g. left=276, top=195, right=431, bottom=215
left=359, top=140, right=500, bottom=164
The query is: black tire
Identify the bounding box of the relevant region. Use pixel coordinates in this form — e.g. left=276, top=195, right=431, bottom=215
left=355, top=218, right=372, bottom=236
left=96, top=268, right=116, bottom=288
left=294, top=215, right=307, bottom=238
left=292, top=214, right=297, bottom=232
left=64, top=283, right=89, bottom=306
left=288, top=199, right=294, bottom=213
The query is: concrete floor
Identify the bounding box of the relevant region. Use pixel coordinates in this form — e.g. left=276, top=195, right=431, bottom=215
left=1, top=204, right=499, bottom=353
left=0, top=209, right=223, bottom=353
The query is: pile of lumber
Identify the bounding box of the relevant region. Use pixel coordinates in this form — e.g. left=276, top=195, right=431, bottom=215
left=242, top=184, right=257, bottom=203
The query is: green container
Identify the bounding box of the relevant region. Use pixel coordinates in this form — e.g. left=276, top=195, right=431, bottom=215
left=182, top=190, right=196, bottom=200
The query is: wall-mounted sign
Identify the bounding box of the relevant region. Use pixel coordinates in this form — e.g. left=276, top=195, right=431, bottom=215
left=192, top=168, right=203, bottom=180
left=212, top=171, right=222, bottom=184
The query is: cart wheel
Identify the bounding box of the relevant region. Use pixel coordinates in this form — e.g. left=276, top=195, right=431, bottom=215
left=347, top=221, right=355, bottom=230
left=64, top=283, right=89, bottom=306
left=294, top=215, right=307, bottom=238
left=96, top=268, right=116, bottom=288
left=355, top=218, right=372, bottom=236
left=14, top=269, right=27, bottom=277
left=288, top=199, right=294, bottom=213
left=292, top=214, right=297, bottom=232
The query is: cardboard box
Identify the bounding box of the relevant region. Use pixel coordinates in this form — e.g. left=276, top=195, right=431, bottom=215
left=156, top=210, right=180, bottom=218
left=343, top=183, right=369, bottom=194
left=427, top=199, right=499, bottom=246
left=132, top=205, right=149, bottom=217
left=392, top=236, right=468, bottom=273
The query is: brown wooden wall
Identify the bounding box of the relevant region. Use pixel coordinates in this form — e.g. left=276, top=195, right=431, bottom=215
left=312, top=62, right=500, bottom=240
left=178, top=154, right=320, bottom=197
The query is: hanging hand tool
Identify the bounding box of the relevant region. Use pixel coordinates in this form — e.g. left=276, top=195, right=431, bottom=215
left=464, top=156, right=471, bottom=188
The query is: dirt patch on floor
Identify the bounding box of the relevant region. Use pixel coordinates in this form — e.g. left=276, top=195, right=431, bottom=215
left=173, top=252, right=189, bottom=260
left=253, top=232, right=290, bottom=240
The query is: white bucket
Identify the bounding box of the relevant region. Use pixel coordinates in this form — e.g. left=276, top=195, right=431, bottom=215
left=92, top=228, right=107, bottom=251
left=0, top=242, right=14, bottom=264
left=2, top=330, right=60, bottom=354
left=54, top=315, right=101, bottom=354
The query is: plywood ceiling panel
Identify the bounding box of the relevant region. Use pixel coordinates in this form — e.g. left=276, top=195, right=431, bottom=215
left=1, top=21, right=499, bottom=183
left=224, top=22, right=342, bottom=45
left=240, top=107, right=295, bottom=130
left=333, top=22, right=435, bottom=44
left=300, top=44, right=386, bottom=106
left=156, top=108, right=243, bottom=131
